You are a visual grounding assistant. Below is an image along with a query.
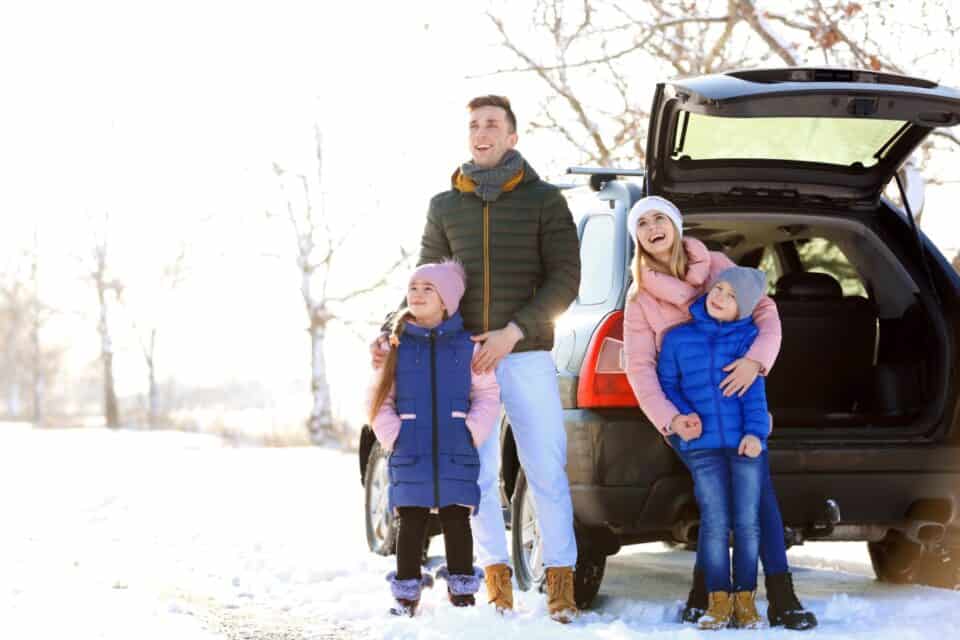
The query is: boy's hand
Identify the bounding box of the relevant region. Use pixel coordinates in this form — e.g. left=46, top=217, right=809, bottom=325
left=671, top=413, right=703, bottom=442
left=738, top=434, right=762, bottom=458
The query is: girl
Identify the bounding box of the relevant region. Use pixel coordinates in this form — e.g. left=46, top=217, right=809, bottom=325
left=368, top=259, right=500, bottom=617
left=657, top=267, right=771, bottom=629
left=621, top=196, right=817, bottom=630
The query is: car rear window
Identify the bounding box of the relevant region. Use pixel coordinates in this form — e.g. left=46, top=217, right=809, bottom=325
left=674, top=112, right=907, bottom=168
left=578, top=214, right=615, bottom=305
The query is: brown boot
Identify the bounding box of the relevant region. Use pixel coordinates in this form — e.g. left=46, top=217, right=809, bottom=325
left=483, top=563, right=514, bottom=613
left=697, top=591, right=733, bottom=630
left=733, top=591, right=764, bottom=629
left=545, top=566, right=578, bottom=623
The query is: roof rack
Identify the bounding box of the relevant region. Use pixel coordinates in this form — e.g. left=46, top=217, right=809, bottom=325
left=566, top=166, right=645, bottom=192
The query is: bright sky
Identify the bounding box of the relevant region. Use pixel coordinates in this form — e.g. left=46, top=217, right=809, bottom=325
left=2, top=0, right=959, bottom=428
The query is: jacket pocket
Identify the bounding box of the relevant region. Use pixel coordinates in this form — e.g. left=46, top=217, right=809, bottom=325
left=440, top=453, right=480, bottom=482
left=449, top=396, right=473, bottom=450
left=397, top=398, right=416, bottom=422
left=388, top=454, right=419, bottom=483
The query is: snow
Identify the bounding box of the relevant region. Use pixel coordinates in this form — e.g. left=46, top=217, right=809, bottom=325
left=1, top=425, right=959, bottom=639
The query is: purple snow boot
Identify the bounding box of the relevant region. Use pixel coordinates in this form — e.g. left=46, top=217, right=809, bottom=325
left=387, top=571, right=434, bottom=617
left=436, top=566, right=484, bottom=607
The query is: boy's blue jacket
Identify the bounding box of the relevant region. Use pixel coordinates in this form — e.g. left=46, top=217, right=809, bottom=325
left=388, top=312, right=481, bottom=513
left=657, top=296, right=769, bottom=452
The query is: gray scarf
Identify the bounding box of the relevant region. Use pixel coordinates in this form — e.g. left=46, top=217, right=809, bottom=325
left=460, top=149, right=524, bottom=202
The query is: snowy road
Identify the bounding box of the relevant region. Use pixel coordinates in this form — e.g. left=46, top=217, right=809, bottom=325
left=1, top=426, right=959, bottom=639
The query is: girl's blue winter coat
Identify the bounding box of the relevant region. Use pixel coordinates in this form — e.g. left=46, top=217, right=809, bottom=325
left=657, top=296, right=769, bottom=452
left=388, top=312, right=481, bottom=513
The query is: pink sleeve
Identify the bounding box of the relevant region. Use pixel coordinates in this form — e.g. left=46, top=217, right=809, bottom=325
left=465, top=344, right=501, bottom=447
left=623, top=298, right=679, bottom=433
left=368, top=371, right=401, bottom=451
left=746, top=296, right=782, bottom=374
left=709, top=252, right=782, bottom=374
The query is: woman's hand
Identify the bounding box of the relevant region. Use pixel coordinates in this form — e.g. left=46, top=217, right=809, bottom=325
left=738, top=435, right=762, bottom=458
left=720, top=357, right=762, bottom=397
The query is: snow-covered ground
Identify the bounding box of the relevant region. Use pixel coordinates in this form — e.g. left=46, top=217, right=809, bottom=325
left=1, top=425, right=958, bottom=639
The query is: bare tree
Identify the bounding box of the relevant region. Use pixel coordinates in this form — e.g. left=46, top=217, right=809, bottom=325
left=89, top=213, right=123, bottom=428
left=269, top=126, right=409, bottom=444
left=129, top=243, right=188, bottom=428
left=0, top=261, right=28, bottom=417
left=482, top=0, right=960, bottom=170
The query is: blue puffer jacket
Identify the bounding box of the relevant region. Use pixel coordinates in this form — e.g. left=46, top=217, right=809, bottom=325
left=656, top=296, right=769, bottom=452
left=388, top=312, right=481, bottom=513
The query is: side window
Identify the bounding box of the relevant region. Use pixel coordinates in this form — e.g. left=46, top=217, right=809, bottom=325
left=796, top=238, right=868, bottom=297
left=757, top=247, right=782, bottom=296
left=578, top=215, right=615, bottom=305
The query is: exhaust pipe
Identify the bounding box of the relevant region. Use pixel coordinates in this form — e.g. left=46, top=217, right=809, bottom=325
left=893, top=499, right=953, bottom=546
left=896, top=520, right=946, bottom=545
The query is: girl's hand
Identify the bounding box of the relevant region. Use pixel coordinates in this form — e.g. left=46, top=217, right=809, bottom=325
left=720, top=357, right=762, bottom=397
left=738, top=435, right=762, bottom=458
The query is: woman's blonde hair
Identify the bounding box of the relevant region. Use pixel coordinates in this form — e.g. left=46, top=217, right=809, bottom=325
left=628, top=224, right=688, bottom=302
left=368, top=309, right=415, bottom=424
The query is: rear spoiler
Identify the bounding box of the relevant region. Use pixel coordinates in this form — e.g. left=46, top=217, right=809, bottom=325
left=567, top=166, right=645, bottom=192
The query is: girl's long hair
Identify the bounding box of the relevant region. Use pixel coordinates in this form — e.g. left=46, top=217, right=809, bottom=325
left=368, top=309, right=415, bottom=424
left=628, top=231, right=688, bottom=302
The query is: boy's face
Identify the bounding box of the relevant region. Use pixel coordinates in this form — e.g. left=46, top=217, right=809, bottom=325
left=707, top=281, right=739, bottom=322
left=407, top=279, right=445, bottom=323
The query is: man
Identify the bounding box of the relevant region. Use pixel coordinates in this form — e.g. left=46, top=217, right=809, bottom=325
left=372, top=95, right=581, bottom=622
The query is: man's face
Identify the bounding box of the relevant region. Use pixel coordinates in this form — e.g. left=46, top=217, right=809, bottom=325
left=468, top=106, right=518, bottom=168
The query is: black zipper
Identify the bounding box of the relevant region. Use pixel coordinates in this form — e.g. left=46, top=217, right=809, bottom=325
left=430, top=330, right=439, bottom=508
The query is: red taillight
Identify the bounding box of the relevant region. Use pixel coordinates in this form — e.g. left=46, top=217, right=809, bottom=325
left=576, top=310, right=638, bottom=408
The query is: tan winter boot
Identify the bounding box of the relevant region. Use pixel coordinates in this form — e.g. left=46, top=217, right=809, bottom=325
left=697, top=591, right=733, bottom=630
left=733, top=591, right=764, bottom=629
left=545, top=566, right=578, bottom=623
left=484, top=563, right=514, bottom=613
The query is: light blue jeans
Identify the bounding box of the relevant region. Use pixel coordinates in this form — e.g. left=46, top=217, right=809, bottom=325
left=472, top=350, right=578, bottom=569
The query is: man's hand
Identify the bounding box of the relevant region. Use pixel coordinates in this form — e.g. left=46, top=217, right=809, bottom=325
left=471, top=323, right=523, bottom=374
left=738, top=434, right=762, bottom=458
left=369, top=333, right=389, bottom=370
left=720, top=357, right=762, bottom=397
left=670, top=413, right=703, bottom=442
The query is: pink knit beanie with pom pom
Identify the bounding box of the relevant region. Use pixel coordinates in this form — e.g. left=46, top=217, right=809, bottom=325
left=409, top=259, right=467, bottom=315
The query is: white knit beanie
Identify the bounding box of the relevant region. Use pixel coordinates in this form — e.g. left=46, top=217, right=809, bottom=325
left=627, top=196, right=683, bottom=246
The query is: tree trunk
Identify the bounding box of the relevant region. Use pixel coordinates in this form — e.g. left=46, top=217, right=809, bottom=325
left=31, top=229, right=44, bottom=427
left=145, top=329, right=157, bottom=429
left=97, top=283, right=119, bottom=428
left=308, top=320, right=334, bottom=443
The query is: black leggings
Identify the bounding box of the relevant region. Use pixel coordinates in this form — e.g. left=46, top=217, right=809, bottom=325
left=396, top=505, right=473, bottom=580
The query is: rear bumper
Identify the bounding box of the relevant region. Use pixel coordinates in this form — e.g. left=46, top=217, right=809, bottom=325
left=564, top=408, right=960, bottom=541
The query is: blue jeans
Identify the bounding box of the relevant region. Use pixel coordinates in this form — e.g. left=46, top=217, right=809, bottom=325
left=677, top=448, right=766, bottom=593
left=695, top=450, right=790, bottom=577
left=472, top=351, right=577, bottom=568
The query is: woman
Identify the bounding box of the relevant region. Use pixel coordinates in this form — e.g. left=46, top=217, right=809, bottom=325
left=622, top=195, right=817, bottom=630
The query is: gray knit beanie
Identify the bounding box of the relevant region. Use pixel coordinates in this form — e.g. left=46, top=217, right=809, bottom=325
left=713, top=267, right=767, bottom=320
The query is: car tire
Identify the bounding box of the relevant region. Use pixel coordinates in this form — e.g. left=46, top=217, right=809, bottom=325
left=510, top=468, right=607, bottom=609
left=364, top=441, right=397, bottom=556
left=511, top=469, right=545, bottom=591
left=868, top=531, right=923, bottom=584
